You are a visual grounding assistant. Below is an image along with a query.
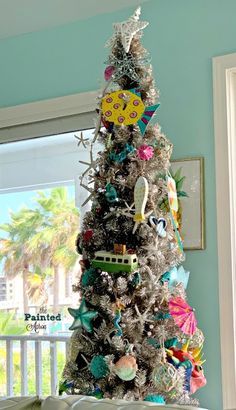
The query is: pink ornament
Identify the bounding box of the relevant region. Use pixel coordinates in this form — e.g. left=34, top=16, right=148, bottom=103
left=104, top=66, right=115, bottom=81
left=137, top=144, right=154, bottom=161
left=169, top=297, right=197, bottom=336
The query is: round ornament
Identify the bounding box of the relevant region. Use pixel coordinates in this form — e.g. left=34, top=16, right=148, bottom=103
left=90, top=355, right=109, bottom=379
left=83, top=229, right=93, bottom=242
left=114, top=355, right=137, bottom=381
left=104, top=65, right=115, bottom=81
left=152, top=362, right=181, bottom=393
left=143, top=395, right=165, bottom=404
left=137, top=144, right=154, bottom=160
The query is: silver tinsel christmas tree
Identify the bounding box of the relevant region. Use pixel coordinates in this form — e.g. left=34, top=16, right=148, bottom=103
left=61, top=7, right=206, bottom=406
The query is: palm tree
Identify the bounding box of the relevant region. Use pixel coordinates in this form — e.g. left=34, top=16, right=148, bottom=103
left=0, top=187, right=80, bottom=315
left=0, top=207, right=44, bottom=312
left=32, top=188, right=80, bottom=313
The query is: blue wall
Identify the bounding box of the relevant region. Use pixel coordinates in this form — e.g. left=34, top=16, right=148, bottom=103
left=1, top=0, right=236, bottom=408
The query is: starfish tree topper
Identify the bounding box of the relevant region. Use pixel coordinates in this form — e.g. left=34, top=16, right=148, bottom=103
left=113, top=7, right=149, bottom=53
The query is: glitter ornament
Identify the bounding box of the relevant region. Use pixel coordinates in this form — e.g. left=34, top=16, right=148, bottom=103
left=137, top=144, right=154, bottom=160
left=90, top=355, right=109, bottom=379
left=104, top=65, right=115, bottom=81
left=114, top=355, right=138, bottom=381
left=152, top=362, right=182, bottom=392
left=105, top=183, right=118, bottom=203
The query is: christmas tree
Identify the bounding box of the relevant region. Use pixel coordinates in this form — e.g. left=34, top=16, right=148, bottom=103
left=61, top=7, right=206, bottom=406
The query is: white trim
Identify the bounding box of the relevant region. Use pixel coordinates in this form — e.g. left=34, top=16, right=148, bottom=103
left=0, top=90, right=99, bottom=128
left=213, top=52, right=236, bottom=410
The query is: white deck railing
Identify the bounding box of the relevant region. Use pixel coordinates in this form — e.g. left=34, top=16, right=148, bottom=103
left=0, top=334, right=70, bottom=396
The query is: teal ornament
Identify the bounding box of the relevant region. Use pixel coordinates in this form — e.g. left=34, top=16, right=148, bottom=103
left=82, top=268, right=97, bottom=287
left=113, top=309, right=123, bottom=337
left=154, top=312, right=171, bottom=320
left=137, top=104, right=160, bottom=135
left=131, top=271, right=141, bottom=288
left=160, top=266, right=189, bottom=289
left=164, top=337, right=178, bottom=349
left=147, top=338, right=159, bottom=349
left=109, top=143, right=134, bottom=163
left=144, top=395, right=165, bottom=404
left=68, top=298, right=98, bottom=332
left=90, top=355, right=109, bottom=379
left=147, top=337, right=178, bottom=350
left=105, top=183, right=118, bottom=203
left=179, top=359, right=193, bottom=370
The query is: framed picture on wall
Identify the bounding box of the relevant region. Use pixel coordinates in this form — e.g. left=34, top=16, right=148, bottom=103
left=170, top=157, right=205, bottom=250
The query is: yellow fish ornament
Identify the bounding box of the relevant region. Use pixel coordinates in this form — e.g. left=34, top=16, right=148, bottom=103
left=102, top=88, right=160, bottom=135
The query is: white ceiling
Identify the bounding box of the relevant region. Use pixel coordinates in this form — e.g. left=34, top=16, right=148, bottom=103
left=0, top=0, right=150, bottom=40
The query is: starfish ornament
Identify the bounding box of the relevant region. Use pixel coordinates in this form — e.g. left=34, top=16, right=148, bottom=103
left=113, top=7, right=149, bottom=53
left=106, top=50, right=150, bottom=83
left=74, top=132, right=90, bottom=149
left=68, top=298, right=98, bottom=332
left=79, top=149, right=98, bottom=177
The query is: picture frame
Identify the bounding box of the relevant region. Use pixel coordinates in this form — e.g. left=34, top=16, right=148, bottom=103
left=170, top=157, right=205, bottom=250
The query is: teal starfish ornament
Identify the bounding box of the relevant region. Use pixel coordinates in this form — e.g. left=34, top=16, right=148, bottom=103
left=68, top=298, right=98, bottom=332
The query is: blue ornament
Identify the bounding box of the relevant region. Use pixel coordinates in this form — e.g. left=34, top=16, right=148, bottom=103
left=144, top=394, right=165, bottom=404
left=59, top=379, right=74, bottom=395
left=90, top=355, right=109, bottom=379
left=160, top=266, right=189, bottom=289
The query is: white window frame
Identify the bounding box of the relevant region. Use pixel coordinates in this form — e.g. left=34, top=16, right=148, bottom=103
left=0, top=90, right=99, bottom=217
left=213, top=52, right=236, bottom=410
left=0, top=90, right=99, bottom=143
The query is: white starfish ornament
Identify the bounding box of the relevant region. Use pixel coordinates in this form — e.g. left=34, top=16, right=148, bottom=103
left=113, top=7, right=149, bottom=53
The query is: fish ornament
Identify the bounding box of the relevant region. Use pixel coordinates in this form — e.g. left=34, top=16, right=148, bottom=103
left=101, top=88, right=160, bottom=135
left=133, top=176, right=153, bottom=233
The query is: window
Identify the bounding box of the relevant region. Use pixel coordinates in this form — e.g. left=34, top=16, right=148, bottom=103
left=112, top=258, right=116, bottom=262
left=124, top=259, right=128, bottom=263
left=96, top=256, right=104, bottom=261
left=105, top=257, right=110, bottom=261
left=133, top=258, right=137, bottom=263
left=0, top=90, right=99, bottom=396
left=118, top=258, right=122, bottom=263
left=213, top=52, right=236, bottom=410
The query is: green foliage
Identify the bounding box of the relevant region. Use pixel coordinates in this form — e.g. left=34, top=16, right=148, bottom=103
left=0, top=311, right=27, bottom=336
left=0, top=187, right=80, bottom=308
left=0, top=342, right=66, bottom=395
left=170, top=167, right=188, bottom=198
